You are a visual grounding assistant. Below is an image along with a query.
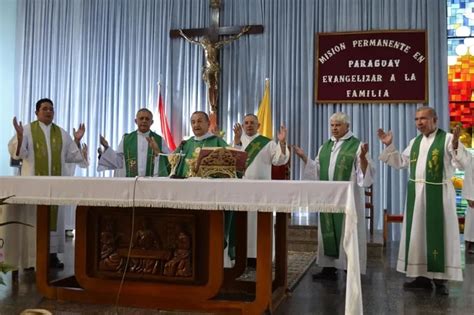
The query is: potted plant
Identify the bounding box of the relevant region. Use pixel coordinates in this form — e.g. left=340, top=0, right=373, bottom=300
left=0, top=195, right=33, bottom=285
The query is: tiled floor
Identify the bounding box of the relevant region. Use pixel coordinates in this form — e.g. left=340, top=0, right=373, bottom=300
left=2, top=234, right=474, bottom=314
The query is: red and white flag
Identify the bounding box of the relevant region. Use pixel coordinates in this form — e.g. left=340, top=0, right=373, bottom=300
left=157, top=88, right=176, bottom=151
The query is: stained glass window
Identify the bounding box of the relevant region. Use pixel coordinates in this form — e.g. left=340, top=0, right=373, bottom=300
left=447, top=0, right=474, bottom=148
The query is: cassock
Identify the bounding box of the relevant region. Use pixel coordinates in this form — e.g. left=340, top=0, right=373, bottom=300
left=379, top=129, right=470, bottom=281
left=98, top=130, right=167, bottom=177
left=2, top=121, right=87, bottom=269
left=303, top=131, right=374, bottom=274
left=238, top=133, right=289, bottom=258
left=462, top=152, right=474, bottom=243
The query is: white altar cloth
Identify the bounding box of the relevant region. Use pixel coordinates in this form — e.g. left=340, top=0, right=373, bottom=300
left=0, top=176, right=362, bottom=315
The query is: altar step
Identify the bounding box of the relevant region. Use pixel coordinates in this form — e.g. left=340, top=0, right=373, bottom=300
left=287, top=225, right=385, bottom=259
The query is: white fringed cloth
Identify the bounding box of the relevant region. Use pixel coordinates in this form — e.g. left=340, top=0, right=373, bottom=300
left=0, top=176, right=362, bottom=315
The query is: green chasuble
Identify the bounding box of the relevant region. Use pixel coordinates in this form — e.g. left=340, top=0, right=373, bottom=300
left=174, top=135, right=228, bottom=178
left=31, top=121, right=63, bottom=231
left=319, top=136, right=360, bottom=258
left=405, top=129, right=446, bottom=272
left=123, top=131, right=168, bottom=177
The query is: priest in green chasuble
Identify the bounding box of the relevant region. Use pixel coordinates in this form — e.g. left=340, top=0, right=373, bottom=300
left=98, top=108, right=169, bottom=177
left=173, top=111, right=228, bottom=178
left=173, top=111, right=233, bottom=260
left=378, top=107, right=471, bottom=295
left=6, top=98, right=88, bottom=269
left=294, top=112, right=374, bottom=280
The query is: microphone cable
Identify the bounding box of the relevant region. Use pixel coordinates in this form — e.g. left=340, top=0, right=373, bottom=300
left=114, top=175, right=140, bottom=313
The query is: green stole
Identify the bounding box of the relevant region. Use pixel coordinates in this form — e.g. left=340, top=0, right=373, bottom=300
left=174, top=135, right=228, bottom=178
left=123, top=131, right=165, bottom=177
left=31, top=121, right=62, bottom=231
left=319, top=136, right=360, bottom=257
left=406, top=129, right=446, bottom=272
left=244, top=135, right=271, bottom=168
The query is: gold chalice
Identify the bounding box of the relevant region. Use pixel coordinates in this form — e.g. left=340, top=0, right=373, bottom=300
left=167, top=153, right=183, bottom=177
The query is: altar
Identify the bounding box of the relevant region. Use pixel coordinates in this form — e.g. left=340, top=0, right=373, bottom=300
left=0, top=176, right=362, bottom=314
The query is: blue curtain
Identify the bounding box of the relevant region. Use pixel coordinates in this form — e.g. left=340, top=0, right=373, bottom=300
left=9, top=0, right=448, bottom=239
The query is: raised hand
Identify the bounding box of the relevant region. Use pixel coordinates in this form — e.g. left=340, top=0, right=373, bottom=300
left=233, top=123, right=242, bottom=144
left=468, top=200, right=474, bottom=208
left=452, top=124, right=461, bottom=150
left=146, top=137, right=161, bottom=156
left=73, top=123, right=86, bottom=143
left=13, top=117, right=24, bottom=138
left=292, top=145, right=308, bottom=164
left=277, top=125, right=287, bottom=143
left=99, top=135, right=109, bottom=150
left=377, top=128, right=393, bottom=146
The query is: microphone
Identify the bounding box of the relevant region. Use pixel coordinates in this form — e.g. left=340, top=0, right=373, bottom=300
left=177, top=140, right=187, bottom=151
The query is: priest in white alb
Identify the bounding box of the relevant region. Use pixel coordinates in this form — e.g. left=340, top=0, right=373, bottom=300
left=377, top=107, right=471, bottom=295
left=97, top=108, right=168, bottom=177
left=233, top=114, right=289, bottom=263
left=294, top=112, right=374, bottom=280
left=4, top=98, right=88, bottom=269
left=461, top=150, right=474, bottom=254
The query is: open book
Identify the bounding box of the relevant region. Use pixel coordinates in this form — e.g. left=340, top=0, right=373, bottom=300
left=196, top=147, right=247, bottom=177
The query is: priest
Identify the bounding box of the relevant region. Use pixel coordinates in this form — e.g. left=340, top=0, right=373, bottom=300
left=6, top=98, right=88, bottom=269
left=173, top=111, right=234, bottom=261
left=173, top=111, right=228, bottom=178
left=294, top=112, right=374, bottom=280
left=98, top=108, right=168, bottom=177
left=232, top=114, right=289, bottom=263
left=463, top=151, right=474, bottom=254
left=377, top=107, right=471, bottom=295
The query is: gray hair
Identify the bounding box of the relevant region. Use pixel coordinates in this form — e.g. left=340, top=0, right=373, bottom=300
left=330, top=112, right=350, bottom=124
left=416, top=106, right=438, bottom=118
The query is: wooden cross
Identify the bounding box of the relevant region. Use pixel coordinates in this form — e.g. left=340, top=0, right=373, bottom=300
left=170, top=0, right=263, bottom=129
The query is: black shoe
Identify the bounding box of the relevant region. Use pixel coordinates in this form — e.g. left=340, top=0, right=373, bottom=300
left=434, top=279, right=449, bottom=295
left=312, top=267, right=338, bottom=281
left=49, top=253, right=64, bottom=269
left=435, top=284, right=449, bottom=295
left=403, top=277, right=432, bottom=290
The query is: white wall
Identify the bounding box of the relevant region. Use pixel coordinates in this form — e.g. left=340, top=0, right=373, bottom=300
left=0, top=0, right=17, bottom=176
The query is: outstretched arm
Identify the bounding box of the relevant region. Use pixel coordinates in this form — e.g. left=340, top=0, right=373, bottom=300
left=178, top=29, right=201, bottom=45
left=215, top=25, right=251, bottom=48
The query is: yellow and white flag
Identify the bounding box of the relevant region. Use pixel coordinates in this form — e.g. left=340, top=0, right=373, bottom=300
left=257, top=78, right=273, bottom=138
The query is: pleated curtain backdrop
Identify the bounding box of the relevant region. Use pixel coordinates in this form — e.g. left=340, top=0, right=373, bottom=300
left=10, top=0, right=448, bottom=239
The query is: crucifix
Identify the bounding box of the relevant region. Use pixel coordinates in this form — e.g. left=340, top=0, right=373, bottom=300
left=170, top=0, right=263, bottom=130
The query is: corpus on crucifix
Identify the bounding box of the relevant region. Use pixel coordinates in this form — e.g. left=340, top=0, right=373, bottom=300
left=170, top=0, right=263, bottom=131
left=178, top=26, right=251, bottom=118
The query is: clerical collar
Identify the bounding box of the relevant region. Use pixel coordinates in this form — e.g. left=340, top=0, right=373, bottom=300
left=137, top=130, right=150, bottom=137
left=423, top=128, right=438, bottom=138
left=38, top=121, right=52, bottom=128
left=244, top=133, right=260, bottom=141
left=330, top=130, right=353, bottom=142
left=194, top=132, right=214, bottom=141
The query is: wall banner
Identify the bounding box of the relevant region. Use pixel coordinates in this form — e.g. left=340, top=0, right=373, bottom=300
left=315, top=30, right=427, bottom=103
